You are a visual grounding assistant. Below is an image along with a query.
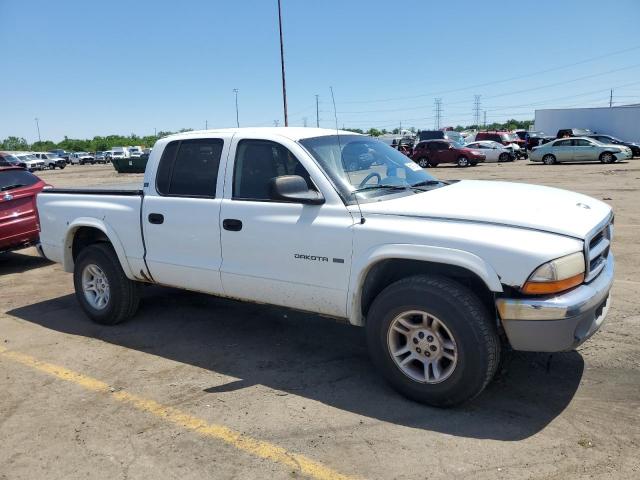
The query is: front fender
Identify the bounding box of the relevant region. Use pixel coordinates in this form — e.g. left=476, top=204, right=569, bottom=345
left=347, top=244, right=503, bottom=325
left=63, top=217, right=135, bottom=279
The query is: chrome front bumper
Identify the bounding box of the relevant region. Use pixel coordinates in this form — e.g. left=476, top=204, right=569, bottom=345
left=496, top=254, right=614, bottom=352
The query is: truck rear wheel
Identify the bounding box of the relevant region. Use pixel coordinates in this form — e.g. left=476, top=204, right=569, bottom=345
left=73, top=243, right=140, bottom=325
left=366, top=274, right=500, bottom=407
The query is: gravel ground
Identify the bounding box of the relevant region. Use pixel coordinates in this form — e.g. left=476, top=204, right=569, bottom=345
left=1, top=159, right=638, bottom=479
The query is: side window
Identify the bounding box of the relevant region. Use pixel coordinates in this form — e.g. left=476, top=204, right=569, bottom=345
left=575, top=139, right=591, bottom=146
left=555, top=139, right=571, bottom=147
left=156, top=138, right=223, bottom=197
left=233, top=139, right=313, bottom=201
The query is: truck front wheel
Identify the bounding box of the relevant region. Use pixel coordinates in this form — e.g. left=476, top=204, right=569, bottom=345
left=366, top=274, right=500, bottom=407
left=73, top=243, right=141, bottom=325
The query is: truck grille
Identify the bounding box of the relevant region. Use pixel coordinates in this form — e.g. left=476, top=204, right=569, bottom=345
left=584, top=215, right=613, bottom=282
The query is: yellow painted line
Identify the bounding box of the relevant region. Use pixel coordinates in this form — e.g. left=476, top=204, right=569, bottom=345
left=0, top=346, right=358, bottom=480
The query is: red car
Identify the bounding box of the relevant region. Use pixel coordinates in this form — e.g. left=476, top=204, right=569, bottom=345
left=411, top=140, right=485, bottom=167
left=0, top=167, right=47, bottom=253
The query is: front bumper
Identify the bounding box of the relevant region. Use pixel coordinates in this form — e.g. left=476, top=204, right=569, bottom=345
left=496, top=253, right=614, bottom=352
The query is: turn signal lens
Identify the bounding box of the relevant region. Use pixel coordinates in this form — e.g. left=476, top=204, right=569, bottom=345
left=522, top=252, right=585, bottom=295
left=522, top=272, right=585, bottom=295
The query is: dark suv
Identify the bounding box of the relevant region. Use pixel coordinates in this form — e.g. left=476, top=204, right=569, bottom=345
left=412, top=140, right=485, bottom=167
left=587, top=134, right=640, bottom=157
left=417, top=130, right=464, bottom=145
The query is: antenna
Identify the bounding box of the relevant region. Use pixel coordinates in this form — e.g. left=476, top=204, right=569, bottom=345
left=330, top=86, right=365, bottom=225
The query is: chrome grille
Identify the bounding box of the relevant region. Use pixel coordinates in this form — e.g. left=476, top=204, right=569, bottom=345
left=584, top=215, right=613, bottom=282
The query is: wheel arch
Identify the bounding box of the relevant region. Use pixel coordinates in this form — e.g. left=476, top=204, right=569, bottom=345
left=348, top=245, right=503, bottom=326
left=63, top=219, right=135, bottom=279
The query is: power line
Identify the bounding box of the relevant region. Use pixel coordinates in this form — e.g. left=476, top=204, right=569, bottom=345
left=340, top=44, right=640, bottom=104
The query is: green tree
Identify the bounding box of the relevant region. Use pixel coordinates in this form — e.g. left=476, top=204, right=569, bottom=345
left=367, top=128, right=382, bottom=137
left=31, top=140, right=57, bottom=151
left=1, top=136, right=29, bottom=150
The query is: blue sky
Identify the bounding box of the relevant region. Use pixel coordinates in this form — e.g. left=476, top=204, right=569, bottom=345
left=2, top=0, right=640, bottom=142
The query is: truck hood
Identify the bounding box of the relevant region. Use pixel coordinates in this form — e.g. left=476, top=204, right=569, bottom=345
left=359, top=180, right=611, bottom=239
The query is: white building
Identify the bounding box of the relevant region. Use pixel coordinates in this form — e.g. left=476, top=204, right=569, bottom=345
left=534, top=105, right=640, bottom=142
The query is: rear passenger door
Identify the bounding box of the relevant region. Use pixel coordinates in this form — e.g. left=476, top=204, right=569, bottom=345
left=552, top=139, right=574, bottom=162
left=142, top=136, right=231, bottom=294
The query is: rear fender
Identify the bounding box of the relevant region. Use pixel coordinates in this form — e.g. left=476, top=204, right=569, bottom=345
left=63, top=217, right=135, bottom=279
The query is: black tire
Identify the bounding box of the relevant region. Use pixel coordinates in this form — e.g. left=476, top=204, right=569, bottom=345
left=470, top=161, right=478, bottom=166
left=79, top=160, right=84, bottom=165
left=542, top=154, right=556, bottom=165
left=366, top=274, right=500, bottom=407
left=417, top=157, right=429, bottom=168
left=499, top=152, right=510, bottom=162
left=457, top=156, right=470, bottom=167
left=600, top=152, right=615, bottom=164
left=73, top=243, right=141, bottom=325
left=91, top=161, right=96, bottom=165
left=59, top=164, right=66, bottom=169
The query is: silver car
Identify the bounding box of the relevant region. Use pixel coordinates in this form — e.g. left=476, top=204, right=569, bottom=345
left=530, top=137, right=633, bottom=165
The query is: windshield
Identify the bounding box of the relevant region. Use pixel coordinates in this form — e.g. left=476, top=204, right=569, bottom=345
left=298, top=135, right=445, bottom=204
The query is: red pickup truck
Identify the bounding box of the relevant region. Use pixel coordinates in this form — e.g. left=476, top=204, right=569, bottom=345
left=0, top=167, right=47, bottom=253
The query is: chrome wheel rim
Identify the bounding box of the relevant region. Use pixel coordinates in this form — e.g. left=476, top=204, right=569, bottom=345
left=387, top=310, right=458, bottom=384
left=418, top=158, right=428, bottom=167
left=458, top=157, right=468, bottom=167
left=603, top=153, right=613, bottom=162
left=82, top=264, right=110, bottom=310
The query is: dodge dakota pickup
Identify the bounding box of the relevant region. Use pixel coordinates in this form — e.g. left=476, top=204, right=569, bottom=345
left=37, top=128, right=615, bottom=406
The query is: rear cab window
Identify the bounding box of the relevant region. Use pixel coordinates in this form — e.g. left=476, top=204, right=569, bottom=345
left=156, top=138, right=224, bottom=197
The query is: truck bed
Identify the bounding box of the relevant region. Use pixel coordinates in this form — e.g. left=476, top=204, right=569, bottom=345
left=37, top=189, right=148, bottom=280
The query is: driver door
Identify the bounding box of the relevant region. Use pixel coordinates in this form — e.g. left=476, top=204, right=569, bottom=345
left=219, top=137, right=354, bottom=318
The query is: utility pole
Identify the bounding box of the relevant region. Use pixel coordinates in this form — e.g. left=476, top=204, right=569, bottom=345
left=233, top=88, right=240, bottom=127
left=315, top=94, right=320, bottom=127
left=483, top=110, right=487, bottom=127
left=34, top=117, right=41, bottom=143
left=303, top=117, right=308, bottom=127
left=434, top=98, right=442, bottom=129
left=277, top=0, right=288, bottom=126
left=205, top=120, right=208, bottom=130
left=154, top=128, right=157, bottom=136
left=473, top=95, right=481, bottom=127
left=609, top=88, right=613, bottom=107
left=399, top=121, right=402, bottom=134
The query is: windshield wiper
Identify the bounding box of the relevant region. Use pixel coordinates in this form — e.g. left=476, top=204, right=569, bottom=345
left=1, top=184, right=25, bottom=191
left=410, top=180, right=449, bottom=188
left=351, top=184, right=411, bottom=194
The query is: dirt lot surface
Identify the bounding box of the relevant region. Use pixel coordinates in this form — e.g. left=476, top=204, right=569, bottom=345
left=1, top=160, right=639, bottom=479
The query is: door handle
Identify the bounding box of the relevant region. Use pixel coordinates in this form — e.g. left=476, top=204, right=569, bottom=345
left=223, top=218, right=243, bottom=231
left=148, top=213, right=164, bottom=224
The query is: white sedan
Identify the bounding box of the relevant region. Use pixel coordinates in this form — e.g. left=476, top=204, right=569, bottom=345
left=464, top=141, right=515, bottom=162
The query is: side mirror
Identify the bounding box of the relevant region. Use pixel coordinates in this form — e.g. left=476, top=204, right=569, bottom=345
left=269, top=175, right=325, bottom=205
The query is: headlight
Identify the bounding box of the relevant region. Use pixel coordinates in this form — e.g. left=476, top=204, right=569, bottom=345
left=522, top=252, right=585, bottom=295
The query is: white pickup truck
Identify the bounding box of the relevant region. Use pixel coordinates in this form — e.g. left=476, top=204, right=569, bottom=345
left=37, top=128, right=614, bottom=406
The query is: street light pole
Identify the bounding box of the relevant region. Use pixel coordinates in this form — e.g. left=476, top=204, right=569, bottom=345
left=277, top=0, right=288, bottom=126
left=233, top=88, right=240, bottom=127
left=315, top=94, right=319, bottom=127
left=34, top=117, right=41, bottom=143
